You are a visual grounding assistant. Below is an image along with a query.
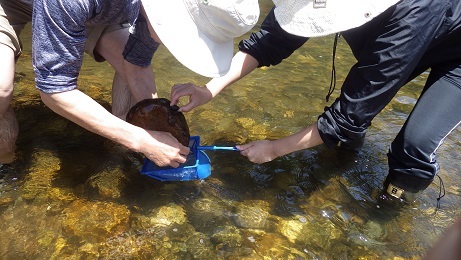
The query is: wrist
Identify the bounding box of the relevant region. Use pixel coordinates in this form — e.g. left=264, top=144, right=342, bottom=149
left=122, top=125, right=149, bottom=154
left=203, top=83, right=218, bottom=98
left=271, top=139, right=286, bottom=158
left=205, top=76, right=231, bottom=97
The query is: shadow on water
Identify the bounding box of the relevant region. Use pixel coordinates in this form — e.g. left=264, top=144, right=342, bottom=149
left=11, top=97, right=142, bottom=196
left=0, top=1, right=460, bottom=258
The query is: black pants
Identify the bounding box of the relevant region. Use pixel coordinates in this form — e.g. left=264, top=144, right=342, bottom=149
left=340, top=0, right=461, bottom=192
left=387, top=64, right=461, bottom=192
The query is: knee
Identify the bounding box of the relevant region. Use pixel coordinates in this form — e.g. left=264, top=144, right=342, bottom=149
left=0, top=83, right=14, bottom=116
left=0, top=81, right=14, bottom=96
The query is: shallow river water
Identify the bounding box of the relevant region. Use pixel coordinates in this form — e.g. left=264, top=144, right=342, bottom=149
left=1, top=1, right=460, bottom=259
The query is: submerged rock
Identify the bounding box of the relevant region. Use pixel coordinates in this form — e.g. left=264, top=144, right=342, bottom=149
left=62, top=200, right=130, bottom=243
left=252, top=232, right=307, bottom=259
left=126, top=98, right=190, bottom=146
left=148, top=202, right=187, bottom=226
left=86, top=166, right=127, bottom=199
left=233, top=200, right=270, bottom=229
left=211, top=225, right=244, bottom=249
left=20, top=149, right=61, bottom=201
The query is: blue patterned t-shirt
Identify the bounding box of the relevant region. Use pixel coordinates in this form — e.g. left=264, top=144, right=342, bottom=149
left=32, top=0, right=141, bottom=93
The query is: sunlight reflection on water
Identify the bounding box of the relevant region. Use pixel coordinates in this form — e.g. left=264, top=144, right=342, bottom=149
left=1, top=1, right=460, bottom=258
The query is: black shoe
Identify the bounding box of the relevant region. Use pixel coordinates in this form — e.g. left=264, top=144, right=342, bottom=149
left=384, top=182, right=419, bottom=203
left=375, top=184, right=418, bottom=211
left=377, top=190, right=405, bottom=205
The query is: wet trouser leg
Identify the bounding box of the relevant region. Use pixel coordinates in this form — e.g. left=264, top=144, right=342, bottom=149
left=385, top=64, right=461, bottom=198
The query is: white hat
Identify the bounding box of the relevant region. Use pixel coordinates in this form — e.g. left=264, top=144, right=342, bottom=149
left=142, top=0, right=260, bottom=78
left=272, top=0, right=399, bottom=37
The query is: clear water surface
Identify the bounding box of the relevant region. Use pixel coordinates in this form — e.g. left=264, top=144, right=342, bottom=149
left=1, top=1, right=460, bottom=259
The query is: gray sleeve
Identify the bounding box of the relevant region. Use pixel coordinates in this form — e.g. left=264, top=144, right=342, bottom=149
left=32, top=0, right=88, bottom=93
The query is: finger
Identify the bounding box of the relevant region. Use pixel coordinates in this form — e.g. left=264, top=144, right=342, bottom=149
left=237, top=143, right=253, bottom=151
left=178, top=102, right=196, bottom=112
left=170, top=91, right=181, bottom=106
left=170, top=85, right=179, bottom=104
left=171, top=83, right=186, bottom=92
left=177, top=154, right=187, bottom=164
left=172, top=90, right=192, bottom=108
left=170, top=85, right=188, bottom=105
left=179, top=145, right=190, bottom=156
left=154, top=160, right=169, bottom=167
left=174, top=150, right=188, bottom=166
left=170, top=161, right=180, bottom=168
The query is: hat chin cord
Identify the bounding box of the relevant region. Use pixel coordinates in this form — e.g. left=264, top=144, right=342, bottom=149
left=326, top=33, right=341, bottom=102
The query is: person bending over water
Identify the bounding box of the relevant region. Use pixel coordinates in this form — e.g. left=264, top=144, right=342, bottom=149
left=171, top=0, right=461, bottom=203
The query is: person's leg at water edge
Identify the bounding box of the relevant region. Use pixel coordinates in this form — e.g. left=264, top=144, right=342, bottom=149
left=73, top=9, right=161, bottom=122
left=0, top=2, right=27, bottom=165
left=86, top=24, right=140, bottom=120
left=383, top=64, right=461, bottom=205
left=0, top=43, right=18, bottom=165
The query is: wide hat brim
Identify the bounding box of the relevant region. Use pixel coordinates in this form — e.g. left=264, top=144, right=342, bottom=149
left=142, top=0, right=234, bottom=78
left=273, top=0, right=399, bottom=37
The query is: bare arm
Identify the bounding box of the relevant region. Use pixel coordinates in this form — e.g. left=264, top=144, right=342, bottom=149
left=40, top=90, right=189, bottom=167
left=206, top=51, right=259, bottom=97
left=237, top=123, right=324, bottom=164
left=170, top=51, right=259, bottom=112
